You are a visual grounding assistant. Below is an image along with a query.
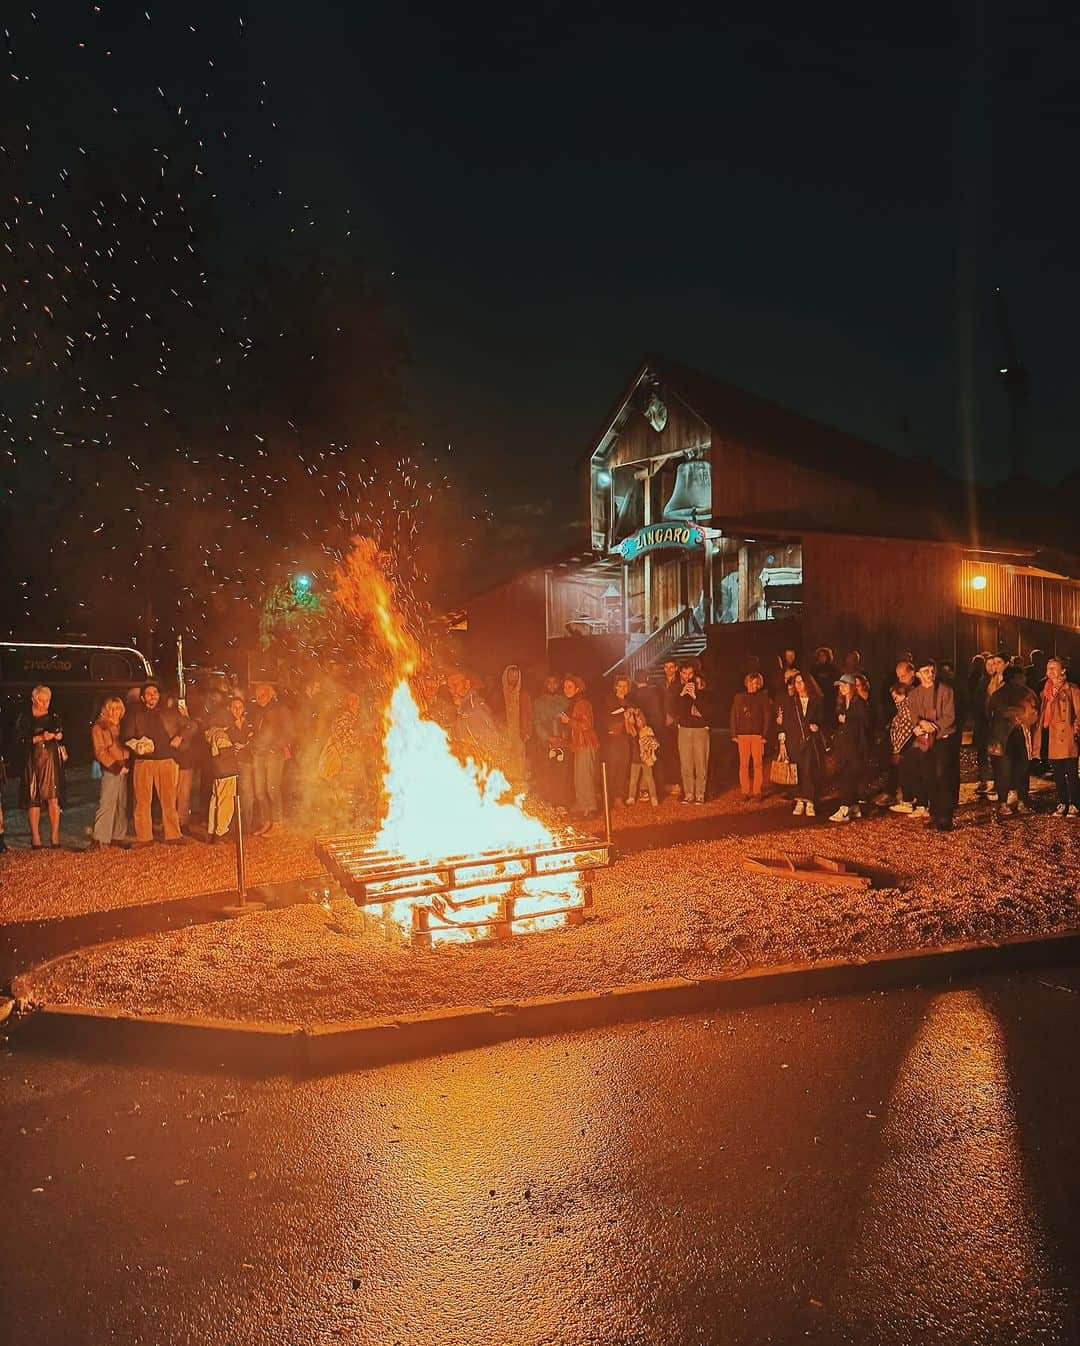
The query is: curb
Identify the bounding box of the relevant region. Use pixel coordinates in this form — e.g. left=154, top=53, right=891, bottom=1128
left=10, top=926, right=1080, bottom=1074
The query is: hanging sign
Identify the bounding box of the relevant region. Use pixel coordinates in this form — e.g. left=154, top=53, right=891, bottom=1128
left=617, top=523, right=704, bottom=561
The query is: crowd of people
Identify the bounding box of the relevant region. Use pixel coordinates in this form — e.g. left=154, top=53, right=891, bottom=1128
left=0, top=674, right=381, bottom=854
left=432, top=645, right=1080, bottom=833
left=1, top=643, right=1077, bottom=855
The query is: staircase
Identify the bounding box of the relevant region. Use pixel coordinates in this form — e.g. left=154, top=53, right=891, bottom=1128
left=643, top=629, right=707, bottom=682
left=604, top=605, right=706, bottom=683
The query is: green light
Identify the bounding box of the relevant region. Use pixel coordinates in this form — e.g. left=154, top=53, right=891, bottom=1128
left=295, top=573, right=312, bottom=593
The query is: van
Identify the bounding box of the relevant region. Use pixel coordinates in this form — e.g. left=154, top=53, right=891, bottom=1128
left=0, top=642, right=155, bottom=766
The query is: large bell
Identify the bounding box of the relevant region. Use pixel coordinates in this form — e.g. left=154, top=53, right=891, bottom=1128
left=662, top=458, right=712, bottom=521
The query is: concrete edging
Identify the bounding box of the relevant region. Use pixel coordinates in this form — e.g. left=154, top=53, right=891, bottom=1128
left=10, top=926, right=1080, bottom=1074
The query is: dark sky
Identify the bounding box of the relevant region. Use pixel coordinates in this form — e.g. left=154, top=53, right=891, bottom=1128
left=241, top=0, right=1080, bottom=512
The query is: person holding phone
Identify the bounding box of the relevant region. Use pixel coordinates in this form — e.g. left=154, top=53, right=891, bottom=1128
left=16, top=683, right=66, bottom=849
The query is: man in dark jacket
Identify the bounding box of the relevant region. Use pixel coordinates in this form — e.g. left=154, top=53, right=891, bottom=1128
left=121, top=682, right=192, bottom=844
left=250, top=683, right=290, bottom=834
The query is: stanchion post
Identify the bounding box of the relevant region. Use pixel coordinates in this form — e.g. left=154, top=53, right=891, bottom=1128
left=222, top=773, right=265, bottom=917
left=601, top=761, right=612, bottom=846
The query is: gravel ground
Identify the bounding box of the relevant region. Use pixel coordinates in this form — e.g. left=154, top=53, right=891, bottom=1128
left=0, top=831, right=321, bottom=926
left=16, top=801, right=1080, bottom=1024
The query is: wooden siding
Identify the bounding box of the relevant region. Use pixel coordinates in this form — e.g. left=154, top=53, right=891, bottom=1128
left=606, top=391, right=710, bottom=469
left=960, top=559, right=1080, bottom=633
left=711, top=437, right=884, bottom=532
left=800, top=535, right=962, bottom=678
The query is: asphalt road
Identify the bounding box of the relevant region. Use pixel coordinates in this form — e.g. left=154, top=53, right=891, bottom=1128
left=2, top=969, right=1078, bottom=1346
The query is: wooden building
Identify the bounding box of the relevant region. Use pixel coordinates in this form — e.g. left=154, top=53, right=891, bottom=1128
left=454, top=355, right=1080, bottom=691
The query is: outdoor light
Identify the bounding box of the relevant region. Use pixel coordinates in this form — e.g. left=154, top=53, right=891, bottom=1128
left=971, top=574, right=988, bottom=590
left=294, top=573, right=312, bottom=593
left=597, top=470, right=611, bottom=487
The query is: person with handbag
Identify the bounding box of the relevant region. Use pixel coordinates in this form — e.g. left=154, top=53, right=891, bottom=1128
left=776, top=671, right=825, bottom=817
left=16, top=683, right=66, bottom=849
left=730, top=670, right=771, bottom=801
left=1043, top=658, right=1080, bottom=817
left=907, top=659, right=959, bottom=830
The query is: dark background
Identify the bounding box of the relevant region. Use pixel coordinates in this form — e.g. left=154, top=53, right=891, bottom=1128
left=2, top=1, right=1078, bottom=656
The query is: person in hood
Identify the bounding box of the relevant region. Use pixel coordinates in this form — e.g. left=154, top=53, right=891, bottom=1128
left=499, top=664, right=533, bottom=787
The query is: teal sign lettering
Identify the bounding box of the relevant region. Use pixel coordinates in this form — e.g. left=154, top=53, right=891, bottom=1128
left=617, top=524, right=704, bottom=561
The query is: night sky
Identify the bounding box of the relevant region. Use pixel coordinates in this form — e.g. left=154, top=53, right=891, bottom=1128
left=247, top=1, right=1080, bottom=498
left=3, top=2, right=1078, bottom=647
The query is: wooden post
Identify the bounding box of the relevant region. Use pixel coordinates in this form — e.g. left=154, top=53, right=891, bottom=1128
left=737, top=544, right=751, bottom=624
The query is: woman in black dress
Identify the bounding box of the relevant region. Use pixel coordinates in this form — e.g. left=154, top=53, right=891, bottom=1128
left=17, top=683, right=66, bottom=849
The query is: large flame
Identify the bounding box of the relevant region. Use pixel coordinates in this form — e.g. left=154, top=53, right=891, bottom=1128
left=330, top=537, right=582, bottom=944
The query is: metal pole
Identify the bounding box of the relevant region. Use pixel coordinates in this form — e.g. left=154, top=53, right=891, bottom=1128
left=222, top=774, right=265, bottom=917
left=601, top=761, right=612, bottom=845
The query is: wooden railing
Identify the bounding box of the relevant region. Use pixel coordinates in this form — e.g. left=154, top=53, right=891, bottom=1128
left=604, top=605, right=702, bottom=681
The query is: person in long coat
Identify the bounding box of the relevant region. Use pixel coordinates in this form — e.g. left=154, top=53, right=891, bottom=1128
left=776, top=672, right=825, bottom=818
left=829, top=674, right=871, bottom=821
left=1042, top=657, right=1080, bottom=816
left=559, top=676, right=599, bottom=817
left=17, top=683, right=66, bottom=848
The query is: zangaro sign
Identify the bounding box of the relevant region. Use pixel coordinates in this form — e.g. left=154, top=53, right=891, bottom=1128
left=617, top=524, right=704, bottom=561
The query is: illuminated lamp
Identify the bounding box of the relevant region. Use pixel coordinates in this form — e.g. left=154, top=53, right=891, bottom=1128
left=597, top=470, right=612, bottom=488
left=294, top=573, right=312, bottom=593
left=971, top=574, right=988, bottom=591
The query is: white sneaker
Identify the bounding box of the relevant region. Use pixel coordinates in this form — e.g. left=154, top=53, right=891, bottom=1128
left=909, top=806, right=930, bottom=819
left=829, top=805, right=851, bottom=822
left=792, top=799, right=805, bottom=816
left=983, top=780, right=995, bottom=793
left=624, top=798, right=635, bottom=806
left=1068, top=805, right=1079, bottom=819
left=851, top=804, right=862, bottom=818
left=805, top=802, right=816, bottom=818
left=889, top=801, right=914, bottom=814
left=1053, top=804, right=1068, bottom=817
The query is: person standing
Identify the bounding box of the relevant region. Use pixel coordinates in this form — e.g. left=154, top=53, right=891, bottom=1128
left=601, top=675, right=635, bottom=805
left=499, top=664, right=533, bottom=788
left=559, top=676, right=599, bottom=817
left=885, top=683, right=926, bottom=816
left=907, top=659, right=959, bottom=830
left=730, top=670, right=771, bottom=800
left=974, top=653, right=1007, bottom=796
left=206, top=695, right=256, bottom=841
left=122, top=682, right=187, bottom=845
left=1043, top=658, right=1080, bottom=817
left=88, top=696, right=130, bottom=851
left=988, top=665, right=1039, bottom=817
left=16, top=684, right=66, bottom=849
left=659, top=658, right=681, bottom=794
left=777, top=672, right=825, bottom=817
left=829, top=674, right=871, bottom=822
left=171, top=698, right=204, bottom=835
left=250, top=682, right=290, bottom=835
left=675, top=664, right=712, bottom=804
left=531, top=674, right=568, bottom=805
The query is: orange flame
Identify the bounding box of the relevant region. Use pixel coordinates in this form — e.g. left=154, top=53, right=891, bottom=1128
left=330, top=536, right=582, bottom=944
left=332, top=536, right=419, bottom=678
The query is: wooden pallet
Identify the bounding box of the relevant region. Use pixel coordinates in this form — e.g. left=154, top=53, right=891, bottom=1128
left=316, top=828, right=610, bottom=947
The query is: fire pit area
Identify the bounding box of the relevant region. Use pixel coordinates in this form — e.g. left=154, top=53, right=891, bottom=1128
left=316, top=828, right=610, bottom=947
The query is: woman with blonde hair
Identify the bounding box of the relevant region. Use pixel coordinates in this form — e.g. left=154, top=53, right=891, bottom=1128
left=17, top=684, right=66, bottom=849
left=89, top=696, right=130, bottom=851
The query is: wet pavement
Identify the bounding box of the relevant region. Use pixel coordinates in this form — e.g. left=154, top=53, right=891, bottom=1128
left=2, top=967, right=1078, bottom=1346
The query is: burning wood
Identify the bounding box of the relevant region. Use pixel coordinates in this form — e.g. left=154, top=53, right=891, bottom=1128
left=316, top=539, right=613, bottom=947
left=317, top=828, right=609, bottom=947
